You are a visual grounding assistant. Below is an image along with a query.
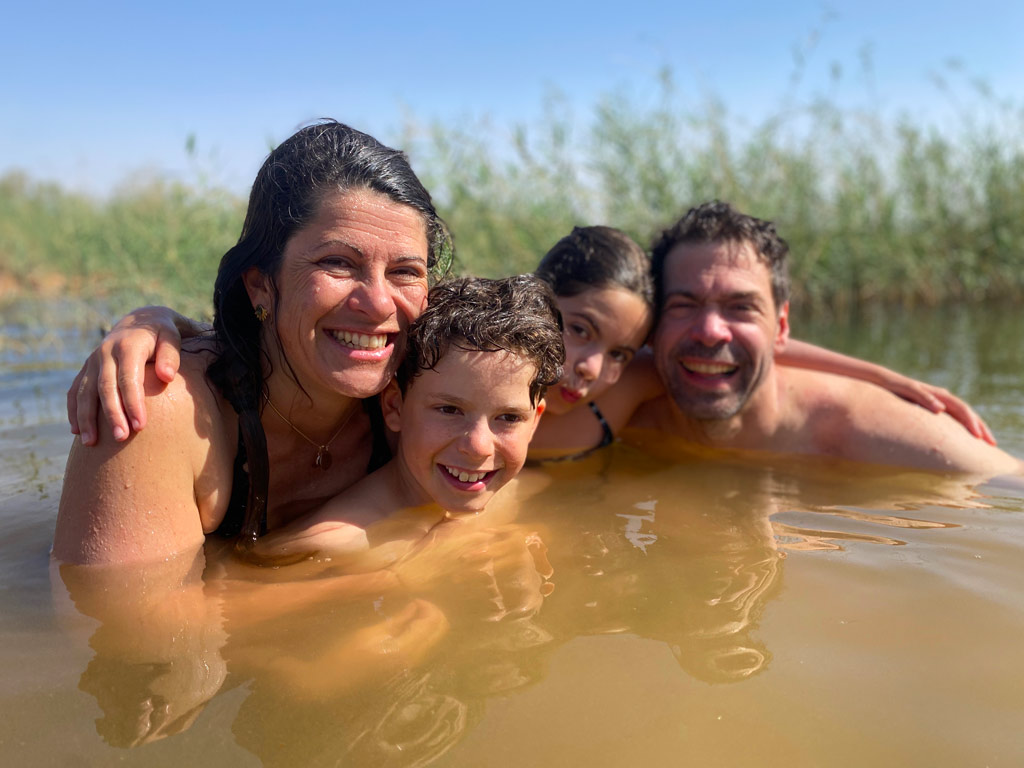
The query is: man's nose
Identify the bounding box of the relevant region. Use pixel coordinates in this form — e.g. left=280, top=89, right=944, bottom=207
left=691, top=308, right=731, bottom=346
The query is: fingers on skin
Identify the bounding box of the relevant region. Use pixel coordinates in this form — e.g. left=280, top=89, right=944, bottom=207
left=97, top=353, right=130, bottom=441
left=153, top=330, right=182, bottom=384
left=67, top=367, right=85, bottom=436
left=71, top=360, right=102, bottom=445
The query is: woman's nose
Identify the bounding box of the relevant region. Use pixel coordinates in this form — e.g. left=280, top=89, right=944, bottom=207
left=347, top=275, right=395, bottom=321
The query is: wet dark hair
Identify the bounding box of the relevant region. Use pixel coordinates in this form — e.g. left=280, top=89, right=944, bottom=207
left=207, top=120, right=453, bottom=550
left=397, top=275, right=565, bottom=407
left=650, top=201, right=791, bottom=312
left=534, top=225, right=654, bottom=313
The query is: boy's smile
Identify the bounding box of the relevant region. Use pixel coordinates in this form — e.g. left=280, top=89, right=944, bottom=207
left=383, top=348, right=544, bottom=514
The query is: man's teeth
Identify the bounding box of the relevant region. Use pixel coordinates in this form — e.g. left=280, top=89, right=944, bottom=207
left=445, top=466, right=490, bottom=483
left=330, top=330, right=387, bottom=349
left=684, top=361, right=737, bottom=375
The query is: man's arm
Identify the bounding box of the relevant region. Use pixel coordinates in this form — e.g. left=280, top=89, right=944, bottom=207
left=807, top=374, right=1021, bottom=475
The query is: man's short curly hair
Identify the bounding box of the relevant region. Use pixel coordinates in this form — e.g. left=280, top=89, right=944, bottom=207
left=650, top=201, right=791, bottom=312
left=398, top=275, right=565, bottom=406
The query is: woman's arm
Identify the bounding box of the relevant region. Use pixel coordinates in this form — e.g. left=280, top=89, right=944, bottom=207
left=778, top=339, right=995, bottom=444
left=54, top=358, right=232, bottom=565
left=68, top=306, right=209, bottom=445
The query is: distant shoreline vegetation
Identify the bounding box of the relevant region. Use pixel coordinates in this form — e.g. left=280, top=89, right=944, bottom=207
left=3, top=76, right=1023, bottom=320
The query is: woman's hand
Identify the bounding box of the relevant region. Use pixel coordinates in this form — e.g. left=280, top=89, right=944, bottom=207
left=68, top=306, right=206, bottom=445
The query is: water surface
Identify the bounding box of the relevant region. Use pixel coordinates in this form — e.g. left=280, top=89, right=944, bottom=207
left=2, top=301, right=1022, bottom=767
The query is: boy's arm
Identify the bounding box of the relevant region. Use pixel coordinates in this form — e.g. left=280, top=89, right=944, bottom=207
left=69, top=306, right=210, bottom=445
left=779, top=338, right=995, bottom=444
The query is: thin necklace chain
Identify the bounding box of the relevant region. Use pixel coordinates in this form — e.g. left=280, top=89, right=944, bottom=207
left=262, top=393, right=357, bottom=470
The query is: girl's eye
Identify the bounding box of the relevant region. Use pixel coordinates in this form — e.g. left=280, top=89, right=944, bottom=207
left=570, top=323, right=591, bottom=341
left=609, top=349, right=632, bottom=365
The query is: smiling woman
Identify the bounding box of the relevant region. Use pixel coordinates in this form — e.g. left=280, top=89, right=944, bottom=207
left=52, top=120, right=453, bottom=565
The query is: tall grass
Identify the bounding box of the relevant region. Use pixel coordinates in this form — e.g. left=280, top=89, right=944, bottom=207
left=2, top=69, right=1023, bottom=318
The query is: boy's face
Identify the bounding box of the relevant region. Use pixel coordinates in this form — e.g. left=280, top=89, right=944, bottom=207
left=383, top=347, right=544, bottom=514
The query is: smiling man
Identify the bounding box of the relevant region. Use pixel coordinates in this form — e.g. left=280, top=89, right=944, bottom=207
left=627, top=201, right=1022, bottom=475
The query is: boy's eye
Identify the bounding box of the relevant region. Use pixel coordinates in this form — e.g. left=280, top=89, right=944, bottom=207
left=436, top=405, right=461, bottom=415
left=497, top=413, right=525, bottom=424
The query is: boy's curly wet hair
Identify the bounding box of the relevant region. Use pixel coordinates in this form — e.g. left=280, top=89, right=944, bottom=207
left=398, top=275, right=565, bottom=406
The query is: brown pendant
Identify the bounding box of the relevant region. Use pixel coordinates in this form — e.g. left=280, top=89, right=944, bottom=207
left=315, top=448, right=332, bottom=471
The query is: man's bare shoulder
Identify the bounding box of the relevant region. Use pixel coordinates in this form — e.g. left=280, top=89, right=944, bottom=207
left=777, top=367, right=1021, bottom=475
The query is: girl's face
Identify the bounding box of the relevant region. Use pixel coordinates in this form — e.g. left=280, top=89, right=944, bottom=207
left=547, top=286, right=653, bottom=416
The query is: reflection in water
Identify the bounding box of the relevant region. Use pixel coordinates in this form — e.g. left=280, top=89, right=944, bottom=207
left=535, top=447, right=785, bottom=684
left=49, top=440, right=1020, bottom=766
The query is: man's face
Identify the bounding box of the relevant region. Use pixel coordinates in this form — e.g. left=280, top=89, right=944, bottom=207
left=653, top=239, right=789, bottom=421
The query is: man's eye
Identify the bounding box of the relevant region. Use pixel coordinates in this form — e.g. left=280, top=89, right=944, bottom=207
left=666, top=300, right=696, bottom=312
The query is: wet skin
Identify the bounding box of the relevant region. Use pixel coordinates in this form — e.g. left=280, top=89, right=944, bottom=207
left=382, top=348, right=544, bottom=514
left=653, top=240, right=789, bottom=421
left=547, top=287, right=653, bottom=416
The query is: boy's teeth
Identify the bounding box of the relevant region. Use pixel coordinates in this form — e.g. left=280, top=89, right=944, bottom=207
left=331, top=330, right=387, bottom=349
left=446, top=466, right=488, bottom=483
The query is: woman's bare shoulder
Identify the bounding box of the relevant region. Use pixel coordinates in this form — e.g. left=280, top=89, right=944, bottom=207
left=54, top=349, right=236, bottom=565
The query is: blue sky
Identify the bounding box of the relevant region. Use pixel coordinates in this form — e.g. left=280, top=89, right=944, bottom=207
left=4, top=0, right=1021, bottom=195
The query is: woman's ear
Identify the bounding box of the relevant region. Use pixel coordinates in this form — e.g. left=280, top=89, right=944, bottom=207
left=381, top=379, right=404, bottom=433
left=242, top=267, right=272, bottom=311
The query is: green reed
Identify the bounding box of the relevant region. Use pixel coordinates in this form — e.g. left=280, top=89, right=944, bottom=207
left=2, top=72, right=1022, bottom=317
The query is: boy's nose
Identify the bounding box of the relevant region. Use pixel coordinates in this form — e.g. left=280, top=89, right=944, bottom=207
left=458, top=419, right=494, bottom=459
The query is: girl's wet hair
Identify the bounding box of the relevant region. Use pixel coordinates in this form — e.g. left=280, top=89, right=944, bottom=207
left=534, top=225, right=654, bottom=311
left=207, top=120, right=453, bottom=550
left=398, top=275, right=565, bottom=406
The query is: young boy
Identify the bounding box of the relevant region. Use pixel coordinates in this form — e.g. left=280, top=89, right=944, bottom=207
left=249, top=274, right=565, bottom=567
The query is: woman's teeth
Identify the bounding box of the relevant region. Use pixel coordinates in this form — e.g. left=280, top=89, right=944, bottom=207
left=330, top=330, right=387, bottom=349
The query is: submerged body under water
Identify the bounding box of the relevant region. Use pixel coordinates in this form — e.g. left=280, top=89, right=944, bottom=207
left=3, top=303, right=1024, bottom=767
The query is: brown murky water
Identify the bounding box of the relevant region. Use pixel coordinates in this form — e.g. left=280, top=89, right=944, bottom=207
left=2, top=303, right=1023, bottom=767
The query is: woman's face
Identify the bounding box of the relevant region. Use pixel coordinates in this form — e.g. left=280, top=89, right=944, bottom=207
left=247, top=188, right=430, bottom=402
left=546, top=286, right=653, bottom=415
